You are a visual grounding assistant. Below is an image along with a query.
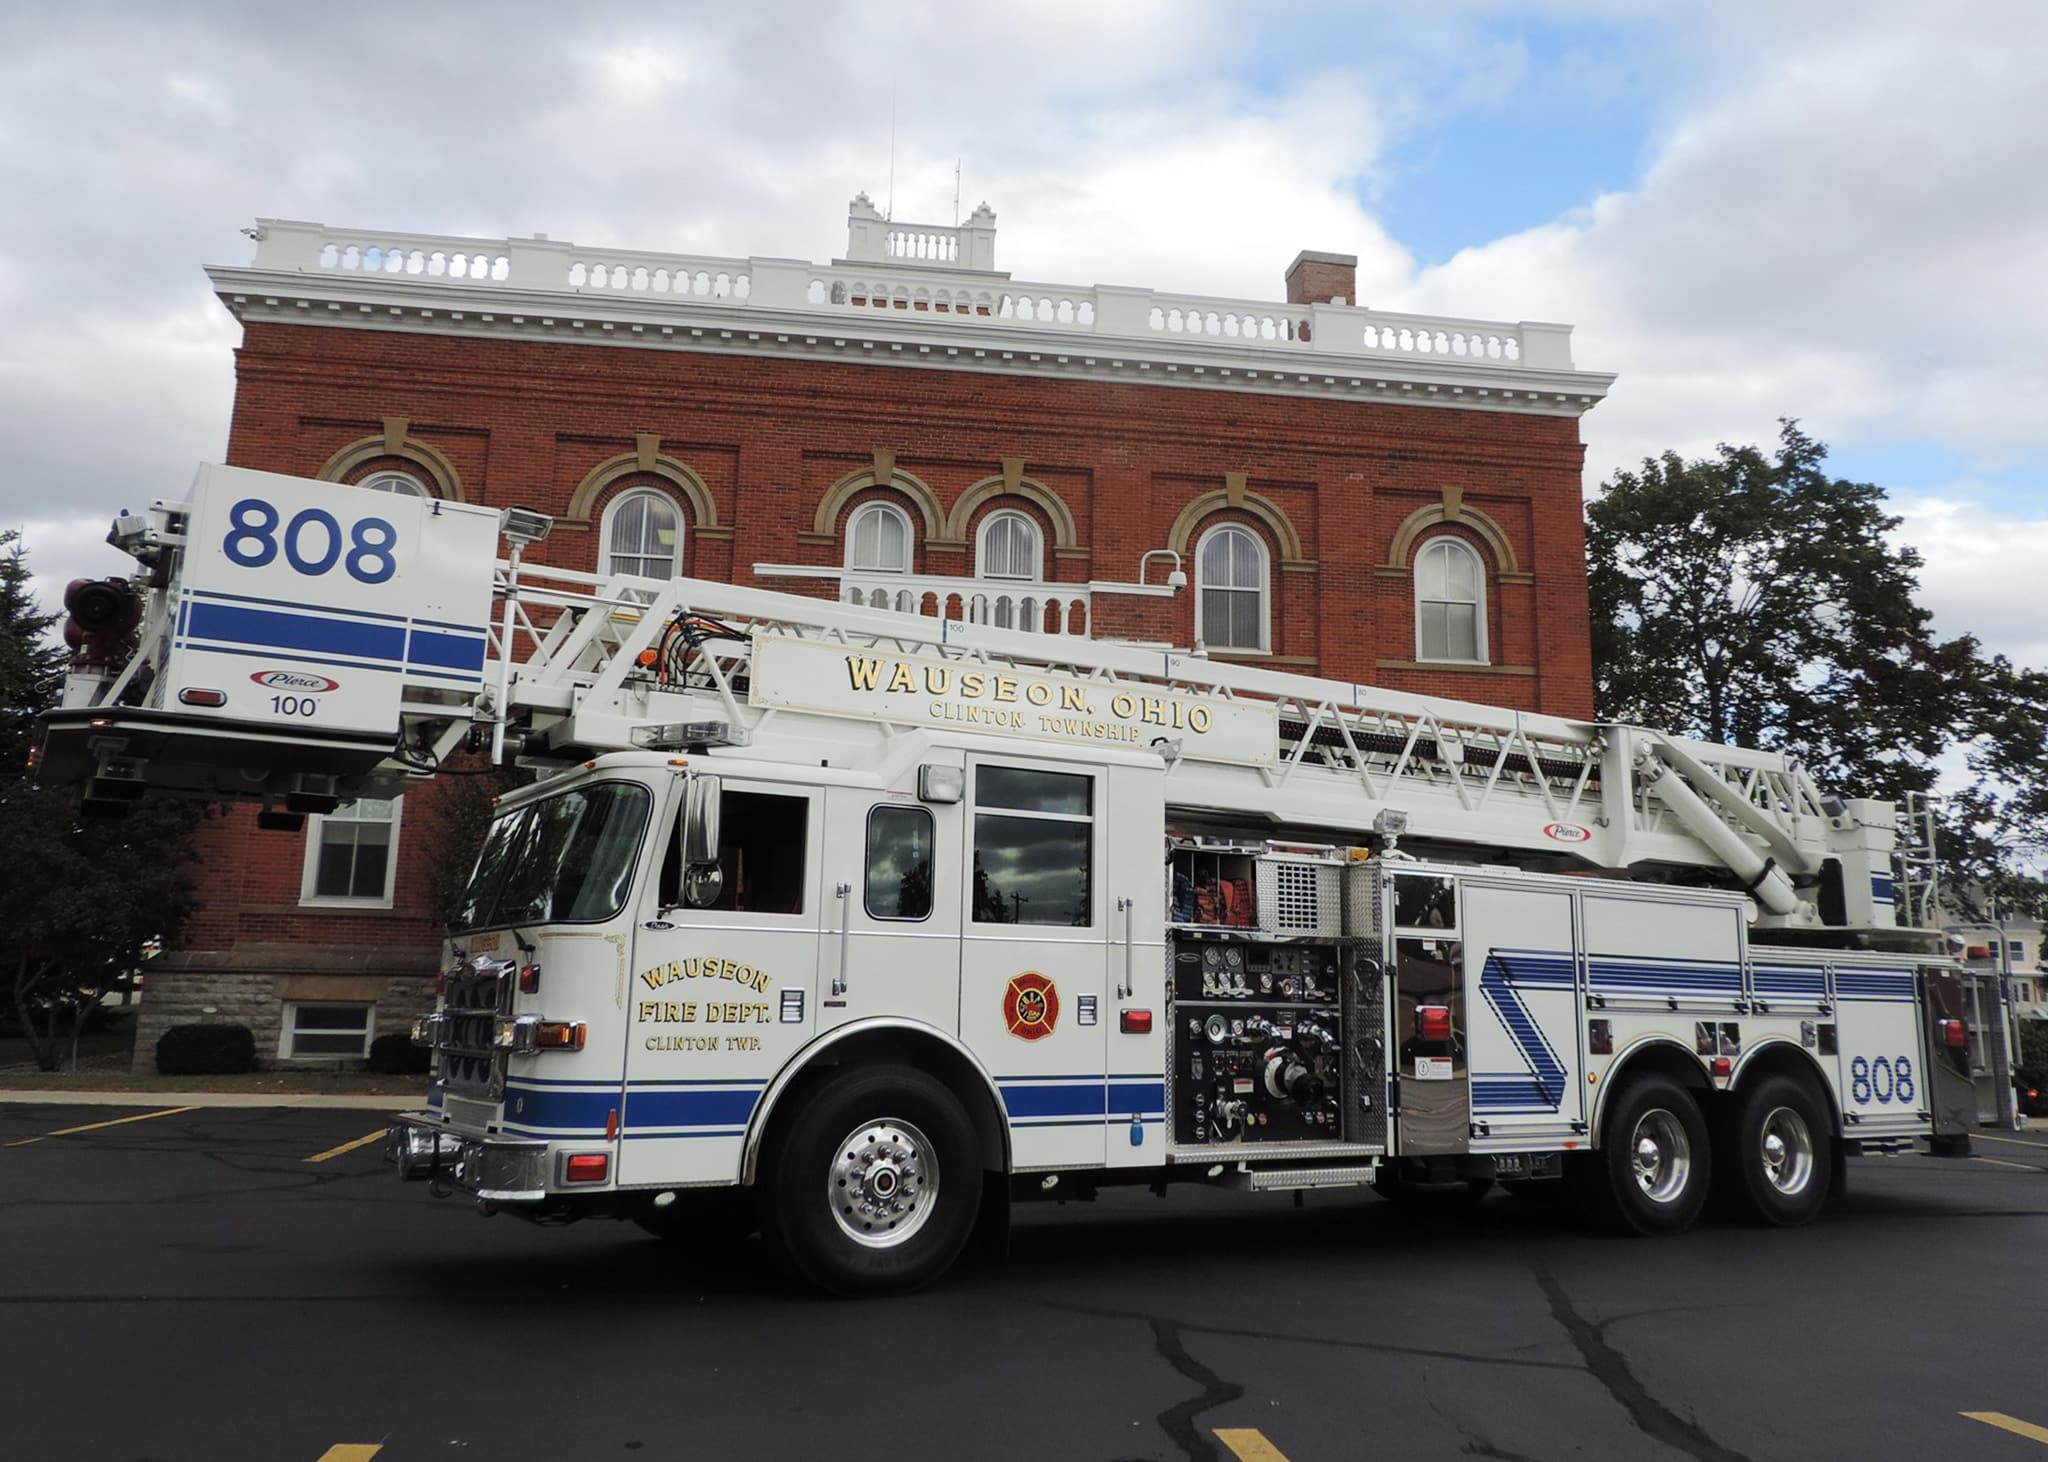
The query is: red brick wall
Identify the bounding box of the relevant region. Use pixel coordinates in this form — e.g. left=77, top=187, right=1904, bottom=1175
left=183, top=320, right=1595, bottom=974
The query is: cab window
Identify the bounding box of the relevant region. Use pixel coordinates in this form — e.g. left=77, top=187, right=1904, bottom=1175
left=865, top=805, right=934, bottom=921
left=659, top=789, right=810, bottom=915
left=971, top=766, right=1093, bottom=927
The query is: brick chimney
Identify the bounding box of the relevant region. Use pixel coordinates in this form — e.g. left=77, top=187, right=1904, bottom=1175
left=1284, top=250, right=1357, bottom=306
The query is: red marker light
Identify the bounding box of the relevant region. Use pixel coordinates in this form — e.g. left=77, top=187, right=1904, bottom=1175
left=1119, top=1009, right=1153, bottom=1034
left=1417, top=1005, right=1452, bottom=1042
left=564, top=1153, right=609, bottom=1184
left=518, top=964, right=541, bottom=995
left=1941, top=1019, right=1967, bottom=1050
left=178, top=688, right=227, bottom=707
left=1710, top=1056, right=1733, bottom=1078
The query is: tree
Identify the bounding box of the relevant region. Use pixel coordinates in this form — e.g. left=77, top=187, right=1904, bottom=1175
left=1934, top=657, right=2048, bottom=927
left=1588, top=420, right=1978, bottom=803
left=0, top=531, right=64, bottom=776
left=0, top=531, right=203, bottom=1071
left=421, top=758, right=534, bottom=928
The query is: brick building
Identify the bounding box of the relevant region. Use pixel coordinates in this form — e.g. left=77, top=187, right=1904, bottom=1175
left=134, top=197, right=1612, bottom=1068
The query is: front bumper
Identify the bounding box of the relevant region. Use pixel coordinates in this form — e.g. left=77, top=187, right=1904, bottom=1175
left=387, top=1112, right=547, bottom=1202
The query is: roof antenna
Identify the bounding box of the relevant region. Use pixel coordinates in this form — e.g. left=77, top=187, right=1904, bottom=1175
left=886, top=83, right=897, bottom=221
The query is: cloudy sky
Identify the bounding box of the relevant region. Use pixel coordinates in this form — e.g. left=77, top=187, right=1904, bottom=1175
left=2, top=0, right=2043, bottom=668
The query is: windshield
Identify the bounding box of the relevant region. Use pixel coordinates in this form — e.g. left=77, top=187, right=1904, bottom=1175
left=452, top=780, right=653, bottom=932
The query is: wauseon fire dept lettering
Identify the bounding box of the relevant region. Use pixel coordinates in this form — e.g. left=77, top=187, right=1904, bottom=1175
left=637, top=957, right=773, bottom=1050
left=745, top=633, right=1279, bottom=764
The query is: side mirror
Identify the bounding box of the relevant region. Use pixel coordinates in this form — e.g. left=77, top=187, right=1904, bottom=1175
left=679, top=775, right=723, bottom=908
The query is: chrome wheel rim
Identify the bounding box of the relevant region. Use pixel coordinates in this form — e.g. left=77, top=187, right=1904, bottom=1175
left=829, top=1118, right=938, bottom=1249
left=1630, top=1108, right=1692, bottom=1204
left=1759, top=1106, right=1814, bottom=1196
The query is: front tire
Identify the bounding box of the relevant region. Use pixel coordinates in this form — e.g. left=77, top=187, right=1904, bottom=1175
left=761, top=1065, right=982, bottom=1296
left=1724, top=1073, right=1832, bottom=1226
left=1590, top=1075, right=1712, bottom=1234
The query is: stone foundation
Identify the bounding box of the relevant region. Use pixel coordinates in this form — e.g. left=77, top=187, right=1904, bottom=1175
left=133, top=946, right=440, bottom=1073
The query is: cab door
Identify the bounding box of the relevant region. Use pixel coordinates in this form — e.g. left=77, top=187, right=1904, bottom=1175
left=815, top=785, right=963, bottom=1036
left=617, top=780, right=822, bottom=1186
left=957, top=756, right=1110, bottom=1169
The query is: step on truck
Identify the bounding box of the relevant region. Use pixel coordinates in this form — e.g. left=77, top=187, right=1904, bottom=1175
left=38, top=465, right=2018, bottom=1293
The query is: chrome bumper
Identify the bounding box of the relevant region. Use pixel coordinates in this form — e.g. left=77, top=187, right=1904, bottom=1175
left=386, top=1112, right=547, bottom=1202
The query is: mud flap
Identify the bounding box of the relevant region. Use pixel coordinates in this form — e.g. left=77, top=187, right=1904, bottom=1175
left=972, top=1170, right=1012, bottom=1261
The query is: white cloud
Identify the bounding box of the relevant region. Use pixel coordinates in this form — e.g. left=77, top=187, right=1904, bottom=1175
left=1891, top=496, right=2048, bottom=666
left=1, top=0, right=2044, bottom=675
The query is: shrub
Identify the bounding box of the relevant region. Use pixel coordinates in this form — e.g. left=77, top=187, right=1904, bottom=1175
left=365, top=1031, right=431, bottom=1075
left=155, top=1022, right=257, bottom=1075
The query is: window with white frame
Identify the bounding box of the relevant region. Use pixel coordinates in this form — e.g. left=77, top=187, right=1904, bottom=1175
left=602, top=488, right=684, bottom=581
left=1196, top=524, right=1268, bottom=651
left=1414, top=537, right=1488, bottom=664
left=976, top=510, right=1042, bottom=581
left=279, top=1002, right=374, bottom=1059
left=301, top=797, right=402, bottom=907
left=845, top=502, right=913, bottom=574
left=356, top=469, right=431, bottom=499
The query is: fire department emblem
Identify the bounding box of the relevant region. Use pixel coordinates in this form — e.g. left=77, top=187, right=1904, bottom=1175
left=1003, top=972, right=1059, bottom=1041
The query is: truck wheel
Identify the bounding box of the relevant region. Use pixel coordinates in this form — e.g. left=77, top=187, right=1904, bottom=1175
left=1724, top=1073, right=1831, bottom=1226
left=1591, top=1075, right=1711, bottom=1235
left=761, top=1065, right=982, bottom=1296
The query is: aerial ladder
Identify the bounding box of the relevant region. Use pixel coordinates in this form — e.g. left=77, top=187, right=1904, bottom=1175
left=40, top=463, right=1910, bottom=944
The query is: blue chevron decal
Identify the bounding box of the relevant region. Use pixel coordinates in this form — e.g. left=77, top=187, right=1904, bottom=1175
left=1474, top=949, right=1571, bottom=1113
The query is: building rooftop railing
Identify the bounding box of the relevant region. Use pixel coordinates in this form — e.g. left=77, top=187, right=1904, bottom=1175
left=233, top=216, right=1584, bottom=374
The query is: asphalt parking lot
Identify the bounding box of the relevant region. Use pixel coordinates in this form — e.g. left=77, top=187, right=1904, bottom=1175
left=0, top=1101, right=2043, bottom=1462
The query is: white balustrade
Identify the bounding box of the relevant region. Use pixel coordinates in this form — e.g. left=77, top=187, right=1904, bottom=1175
left=242, top=218, right=1571, bottom=373
left=837, top=572, right=1091, bottom=637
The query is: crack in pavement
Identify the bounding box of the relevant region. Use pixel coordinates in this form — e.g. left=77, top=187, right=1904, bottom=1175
left=1044, top=1298, right=1581, bottom=1373
left=1530, top=1260, right=1755, bottom=1462
left=1144, top=1317, right=1244, bottom=1462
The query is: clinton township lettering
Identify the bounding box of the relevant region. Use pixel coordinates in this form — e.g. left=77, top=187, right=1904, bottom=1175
left=843, top=655, right=1213, bottom=743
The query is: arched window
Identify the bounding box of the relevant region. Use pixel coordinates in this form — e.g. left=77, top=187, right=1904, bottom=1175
left=1414, top=537, right=1487, bottom=663
left=601, top=489, right=684, bottom=580
left=976, top=510, right=1042, bottom=582
left=845, top=502, right=912, bottom=574
left=1196, top=524, right=1268, bottom=652
left=356, top=469, right=430, bottom=499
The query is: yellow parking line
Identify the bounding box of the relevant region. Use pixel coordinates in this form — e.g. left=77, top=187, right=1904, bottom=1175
left=315, top=1447, right=383, bottom=1461
left=1963, top=1411, right=2048, bottom=1444
left=1977, top=1133, right=2048, bottom=1149
left=304, top=1128, right=391, bottom=1164
left=3, top=1105, right=202, bottom=1147
left=1972, top=1156, right=2039, bottom=1172
left=1216, top=1429, right=1292, bottom=1461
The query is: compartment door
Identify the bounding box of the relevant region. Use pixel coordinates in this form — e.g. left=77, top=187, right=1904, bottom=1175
left=1462, top=883, right=1584, bottom=1139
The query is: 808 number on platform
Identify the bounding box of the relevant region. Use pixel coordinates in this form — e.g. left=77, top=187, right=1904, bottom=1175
left=222, top=497, right=397, bottom=584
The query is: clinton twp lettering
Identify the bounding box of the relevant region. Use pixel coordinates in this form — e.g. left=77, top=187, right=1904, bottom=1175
left=842, top=655, right=1213, bottom=741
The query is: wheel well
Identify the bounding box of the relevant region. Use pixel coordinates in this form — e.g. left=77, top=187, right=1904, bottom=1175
left=1592, top=1039, right=1713, bottom=1144
left=1733, top=1040, right=1841, bottom=1136
left=747, top=1027, right=1010, bottom=1184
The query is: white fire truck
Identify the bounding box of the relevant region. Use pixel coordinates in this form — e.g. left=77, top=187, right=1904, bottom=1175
left=40, top=465, right=2013, bottom=1294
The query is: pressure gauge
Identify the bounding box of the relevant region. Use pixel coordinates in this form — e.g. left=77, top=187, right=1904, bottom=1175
left=1224, top=948, right=1244, bottom=971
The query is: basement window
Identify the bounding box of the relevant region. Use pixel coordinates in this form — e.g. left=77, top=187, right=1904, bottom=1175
left=280, top=1002, right=374, bottom=1060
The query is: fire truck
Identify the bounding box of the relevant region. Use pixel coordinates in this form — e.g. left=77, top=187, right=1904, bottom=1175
left=39, top=465, right=2014, bottom=1294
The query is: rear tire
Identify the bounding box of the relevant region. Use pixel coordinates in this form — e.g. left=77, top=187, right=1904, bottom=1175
left=761, top=1065, right=982, bottom=1296
left=1590, top=1075, right=1711, bottom=1235
left=1724, top=1073, right=1832, bottom=1226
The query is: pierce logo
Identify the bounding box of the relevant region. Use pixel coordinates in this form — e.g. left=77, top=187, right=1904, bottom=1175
left=1542, top=822, right=1593, bottom=844
left=251, top=670, right=339, bottom=692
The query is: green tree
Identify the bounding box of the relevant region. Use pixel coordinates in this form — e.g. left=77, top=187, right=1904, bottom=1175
left=1935, top=657, right=2048, bottom=927
left=1588, top=420, right=1977, bottom=802
left=0, top=531, right=203, bottom=1071
left=0, top=532, right=65, bottom=776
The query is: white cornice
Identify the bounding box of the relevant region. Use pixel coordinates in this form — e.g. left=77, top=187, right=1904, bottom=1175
left=207, top=263, right=1613, bottom=419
